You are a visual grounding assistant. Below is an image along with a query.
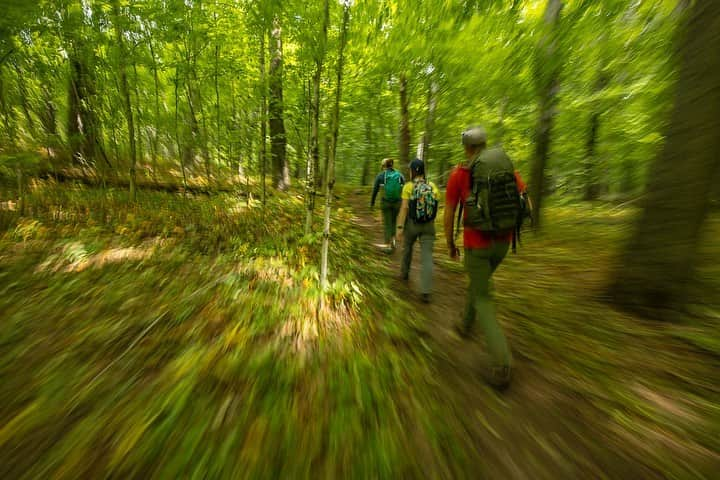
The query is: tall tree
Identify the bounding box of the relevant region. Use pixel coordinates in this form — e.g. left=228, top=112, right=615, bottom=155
left=320, top=1, right=350, bottom=292
left=528, top=0, right=563, bottom=228
left=608, top=1, right=720, bottom=315
left=269, top=16, right=289, bottom=191
left=259, top=30, right=268, bottom=204
left=305, top=0, right=330, bottom=234
left=113, top=0, right=137, bottom=200
left=398, top=72, right=411, bottom=167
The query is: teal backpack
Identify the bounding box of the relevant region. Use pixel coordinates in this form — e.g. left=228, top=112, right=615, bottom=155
left=410, top=180, right=438, bottom=223
left=383, top=170, right=402, bottom=201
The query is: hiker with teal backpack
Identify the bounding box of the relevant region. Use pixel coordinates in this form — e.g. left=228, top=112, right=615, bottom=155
left=396, top=159, right=440, bottom=303
left=371, top=158, right=405, bottom=250
left=444, top=126, right=528, bottom=388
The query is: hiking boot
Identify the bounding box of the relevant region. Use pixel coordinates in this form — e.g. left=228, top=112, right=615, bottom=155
left=453, top=323, right=472, bottom=340
left=484, top=365, right=512, bottom=390
left=420, top=293, right=431, bottom=304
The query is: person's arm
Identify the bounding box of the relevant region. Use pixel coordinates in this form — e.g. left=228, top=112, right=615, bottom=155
left=396, top=182, right=411, bottom=238
left=370, top=173, right=382, bottom=207
left=444, top=172, right=460, bottom=259
left=397, top=199, right=409, bottom=231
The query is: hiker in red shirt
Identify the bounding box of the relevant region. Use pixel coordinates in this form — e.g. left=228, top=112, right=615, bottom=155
left=444, top=125, right=527, bottom=388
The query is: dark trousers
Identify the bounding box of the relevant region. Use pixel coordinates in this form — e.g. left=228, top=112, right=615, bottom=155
left=462, top=242, right=511, bottom=370
left=400, top=220, right=435, bottom=294
left=381, top=198, right=401, bottom=244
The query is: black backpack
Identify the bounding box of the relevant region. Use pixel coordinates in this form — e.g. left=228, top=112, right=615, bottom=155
left=463, top=147, right=521, bottom=234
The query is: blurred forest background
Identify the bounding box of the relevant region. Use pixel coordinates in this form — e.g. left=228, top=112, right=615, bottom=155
left=0, top=0, right=718, bottom=478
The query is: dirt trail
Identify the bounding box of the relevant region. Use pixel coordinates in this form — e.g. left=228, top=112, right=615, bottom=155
left=345, top=189, right=663, bottom=479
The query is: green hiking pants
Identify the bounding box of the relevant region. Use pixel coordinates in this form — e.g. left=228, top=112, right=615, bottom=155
left=381, top=198, right=401, bottom=244
left=401, top=219, right=435, bottom=294
left=463, top=242, right=511, bottom=371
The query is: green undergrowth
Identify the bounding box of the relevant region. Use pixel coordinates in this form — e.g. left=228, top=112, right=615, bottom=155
left=0, top=182, right=455, bottom=478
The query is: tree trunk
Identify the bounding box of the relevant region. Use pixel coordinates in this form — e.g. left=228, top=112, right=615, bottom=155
left=608, top=1, right=720, bottom=316
left=320, top=2, right=350, bottom=292
left=583, top=74, right=609, bottom=201
left=0, top=66, right=16, bottom=144
left=148, top=37, right=161, bottom=183
left=214, top=43, right=222, bottom=171
left=174, top=67, right=188, bottom=189
left=361, top=118, right=372, bottom=186
left=113, top=1, right=137, bottom=201
left=399, top=72, right=411, bottom=168
left=528, top=0, right=563, bottom=229
left=305, top=0, right=330, bottom=234
left=132, top=62, right=144, bottom=178
left=421, top=80, right=438, bottom=177
left=269, top=18, right=288, bottom=191
left=259, top=32, right=267, bottom=205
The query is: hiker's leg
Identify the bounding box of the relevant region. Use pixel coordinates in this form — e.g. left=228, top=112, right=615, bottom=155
left=390, top=202, right=400, bottom=234
left=418, top=224, right=435, bottom=294
left=465, top=248, right=511, bottom=370
left=400, top=222, right=417, bottom=280
left=381, top=200, right=393, bottom=244
left=489, top=241, right=509, bottom=275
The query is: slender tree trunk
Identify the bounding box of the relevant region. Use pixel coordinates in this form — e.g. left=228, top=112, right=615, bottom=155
left=259, top=32, right=267, bottom=205
left=215, top=43, right=222, bottom=171
left=148, top=38, right=161, bottom=183
left=0, top=66, right=16, bottom=144
left=421, top=79, right=438, bottom=177
left=608, top=1, right=720, bottom=315
left=132, top=62, right=144, bottom=178
left=320, top=2, right=349, bottom=292
left=174, top=67, right=188, bottom=189
left=113, top=1, right=137, bottom=201
left=399, top=72, right=411, bottom=168
left=361, top=118, right=372, bottom=186
left=528, top=0, right=563, bottom=229
left=583, top=74, right=609, bottom=201
left=305, top=0, right=330, bottom=234
left=269, top=18, right=288, bottom=190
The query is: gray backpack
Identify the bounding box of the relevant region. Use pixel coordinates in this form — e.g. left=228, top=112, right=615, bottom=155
left=463, top=147, right=521, bottom=234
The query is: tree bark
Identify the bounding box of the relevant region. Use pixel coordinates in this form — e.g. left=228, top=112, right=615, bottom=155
left=608, top=1, right=720, bottom=315
left=421, top=79, right=438, bottom=177
left=399, top=72, right=411, bottom=168
left=320, top=2, right=350, bottom=293
left=528, top=0, right=563, bottom=229
left=259, top=31, right=267, bottom=204
left=269, top=17, right=288, bottom=190
left=174, top=67, right=188, bottom=189
left=305, top=0, right=330, bottom=234
left=361, top=118, right=372, bottom=186
left=0, top=66, right=16, bottom=144
left=148, top=37, right=161, bottom=183
left=583, top=74, right=609, bottom=201
left=113, top=1, right=137, bottom=201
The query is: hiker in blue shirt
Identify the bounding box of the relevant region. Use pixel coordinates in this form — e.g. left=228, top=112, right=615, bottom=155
left=371, top=158, right=405, bottom=250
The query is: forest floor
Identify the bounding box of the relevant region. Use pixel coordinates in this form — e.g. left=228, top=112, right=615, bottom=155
left=0, top=175, right=718, bottom=478
left=343, top=186, right=720, bottom=479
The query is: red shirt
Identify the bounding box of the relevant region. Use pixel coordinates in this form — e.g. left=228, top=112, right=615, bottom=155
left=446, top=165, right=527, bottom=249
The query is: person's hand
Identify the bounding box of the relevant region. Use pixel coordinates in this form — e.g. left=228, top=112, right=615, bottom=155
left=396, top=227, right=404, bottom=242
left=449, top=243, right=460, bottom=260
